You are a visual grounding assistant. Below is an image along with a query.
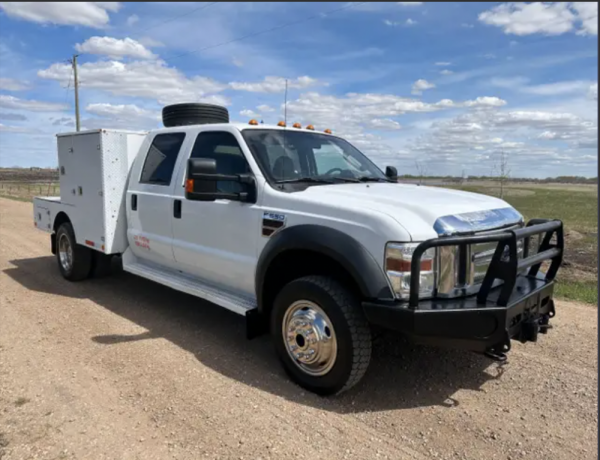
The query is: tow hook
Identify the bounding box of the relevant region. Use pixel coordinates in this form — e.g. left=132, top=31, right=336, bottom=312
left=484, top=333, right=511, bottom=363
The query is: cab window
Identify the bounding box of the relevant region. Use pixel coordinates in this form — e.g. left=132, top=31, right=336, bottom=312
left=190, top=131, right=251, bottom=193
left=140, top=133, right=186, bottom=186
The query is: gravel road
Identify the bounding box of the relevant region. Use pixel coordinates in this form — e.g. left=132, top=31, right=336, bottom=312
left=0, top=197, right=597, bottom=460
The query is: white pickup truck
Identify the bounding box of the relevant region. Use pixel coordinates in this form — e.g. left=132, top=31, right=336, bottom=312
left=33, top=103, right=564, bottom=395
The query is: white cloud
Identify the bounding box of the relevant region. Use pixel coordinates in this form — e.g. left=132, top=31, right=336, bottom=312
left=397, top=2, right=423, bottom=6
left=367, top=118, right=402, bottom=131
left=482, top=53, right=496, bottom=59
left=0, top=95, right=67, bottom=112
left=440, top=69, right=454, bottom=75
left=478, top=2, right=597, bottom=36
left=404, top=107, right=597, bottom=175
left=126, top=14, right=139, bottom=27
left=0, top=112, right=27, bottom=121
left=75, top=36, right=157, bottom=60
left=461, top=23, right=474, bottom=28
left=491, top=77, right=596, bottom=97
left=0, top=77, right=29, bottom=91
left=435, top=62, right=452, bottom=66
left=411, top=79, right=435, bottom=95
left=52, top=117, right=74, bottom=127
left=232, top=57, right=244, bottom=67
left=283, top=91, right=507, bottom=156
left=588, top=83, right=598, bottom=100
left=240, top=109, right=259, bottom=119
left=572, top=2, right=598, bottom=35
left=229, top=76, right=321, bottom=93
left=39, top=59, right=229, bottom=106
left=137, top=37, right=164, bottom=48
left=384, top=18, right=416, bottom=27
left=86, top=103, right=159, bottom=120
left=83, top=103, right=160, bottom=130
left=0, top=2, right=121, bottom=28
left=0, top=123, right=33, bottom=133
left=257, top=104, right=275, bottom=112
left=462, top=97, right=507, bottom=108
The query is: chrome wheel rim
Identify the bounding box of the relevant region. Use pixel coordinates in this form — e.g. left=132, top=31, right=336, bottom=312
left=282, top=300, right=337, bottom=377
left=58, top=233, right=73, bottom=272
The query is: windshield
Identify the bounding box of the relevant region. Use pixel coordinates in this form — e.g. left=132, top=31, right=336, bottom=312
left=241, top=129, right=388, bottom=184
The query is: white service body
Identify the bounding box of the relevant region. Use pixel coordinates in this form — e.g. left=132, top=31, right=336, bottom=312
left=34, top=129, right=145, bottom=253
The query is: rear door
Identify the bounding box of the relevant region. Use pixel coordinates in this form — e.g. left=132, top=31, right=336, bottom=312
left=126, top=132, right=187, bottom=269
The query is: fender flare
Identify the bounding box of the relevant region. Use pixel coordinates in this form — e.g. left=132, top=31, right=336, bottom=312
left=255, top=224, right=394, bottom=313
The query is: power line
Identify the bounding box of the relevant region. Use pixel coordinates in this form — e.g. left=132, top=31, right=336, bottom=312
left=133, top=2, right=218, bottom=35
left=168, top=2, right=366, bottom=62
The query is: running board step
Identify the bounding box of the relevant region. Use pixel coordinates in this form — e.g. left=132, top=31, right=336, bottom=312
left=124, top=261, right=256, bottom=316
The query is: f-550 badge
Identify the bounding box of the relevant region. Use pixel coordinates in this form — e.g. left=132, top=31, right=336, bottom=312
left=262, top=211, right=286, bottom=237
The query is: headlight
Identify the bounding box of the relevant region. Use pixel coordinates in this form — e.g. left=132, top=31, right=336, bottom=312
left=385, top=243, right=436, bottom=299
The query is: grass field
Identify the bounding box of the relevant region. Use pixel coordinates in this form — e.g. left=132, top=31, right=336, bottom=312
left=1, top=178, right=597, bottom=304
left=449, top=183, right=597, bottom=304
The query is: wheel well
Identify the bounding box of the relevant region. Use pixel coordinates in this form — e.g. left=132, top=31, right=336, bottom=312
left=53, top=211, right=71, bottom=233
left=261, top=249, right=362, bottom=317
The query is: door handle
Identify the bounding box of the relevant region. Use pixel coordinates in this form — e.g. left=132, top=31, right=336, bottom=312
left=174, top=199, right=182, bottom=219
left=131, top=194, right=137, bottom=211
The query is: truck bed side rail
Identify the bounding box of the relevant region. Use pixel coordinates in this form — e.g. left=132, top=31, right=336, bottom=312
left=408, top=219, right=564, bottom=308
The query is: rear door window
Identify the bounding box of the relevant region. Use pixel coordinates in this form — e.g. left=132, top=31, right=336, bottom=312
left=140, top=133, right=186, bottom=186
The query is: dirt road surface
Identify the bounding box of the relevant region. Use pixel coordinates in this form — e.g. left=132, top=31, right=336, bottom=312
left=0, top=197, right=597, bottom=460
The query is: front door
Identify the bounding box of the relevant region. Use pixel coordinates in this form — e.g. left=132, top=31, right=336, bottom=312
left=171, top=130, right=261, bottom=297
left=127, top=132, right=187, bottom=269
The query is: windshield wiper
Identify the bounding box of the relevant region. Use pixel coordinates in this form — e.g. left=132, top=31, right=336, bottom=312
left=356, top=176, right=392, bottom=183
left=276, top=177, right=336, bottom=184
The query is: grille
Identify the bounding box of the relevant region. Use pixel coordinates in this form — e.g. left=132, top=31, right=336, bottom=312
left=437, top=224, right=523, bottom=298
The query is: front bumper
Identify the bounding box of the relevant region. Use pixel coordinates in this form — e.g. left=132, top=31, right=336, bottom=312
left=363, top=218, right=564, bottom=354
left=363, top=274, right=556, bottom=353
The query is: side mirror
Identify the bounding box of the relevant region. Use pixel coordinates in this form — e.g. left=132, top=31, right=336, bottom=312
left=385, top=166, right=398, bottom=181
left=186, top=158, right=218, bottom=201
left=185, top=157, right=257, bottom=203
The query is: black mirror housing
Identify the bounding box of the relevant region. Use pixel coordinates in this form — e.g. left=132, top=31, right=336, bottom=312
left=185, top=157, right=257, bottom=203
left=385, top=166, right=398, bottom=181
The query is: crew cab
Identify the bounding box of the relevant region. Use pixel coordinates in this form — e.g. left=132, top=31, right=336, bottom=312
left=33, top=103, right=564, bottom=395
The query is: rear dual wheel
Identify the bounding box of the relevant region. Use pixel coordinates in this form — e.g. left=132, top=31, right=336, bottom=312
left=56, top=223, right=112, bottom=280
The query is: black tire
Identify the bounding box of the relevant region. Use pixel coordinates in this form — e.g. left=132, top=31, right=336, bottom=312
left=91, top=252, right=113, bottom=278
left=271, top=276, right=372, bottom=396
left=55, top=223, right=92, bottom=281
left=162, top=103, right=229, bottom=127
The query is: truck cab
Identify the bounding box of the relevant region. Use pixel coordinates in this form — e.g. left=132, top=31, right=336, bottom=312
left=33, top=103, right=564, bottom=395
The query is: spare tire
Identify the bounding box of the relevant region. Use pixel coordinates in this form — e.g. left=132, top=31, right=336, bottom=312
left=162, top=103, right=229, bottom=127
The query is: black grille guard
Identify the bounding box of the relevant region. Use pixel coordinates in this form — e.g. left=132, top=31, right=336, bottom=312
left=408, top=219, right=564, bottom=308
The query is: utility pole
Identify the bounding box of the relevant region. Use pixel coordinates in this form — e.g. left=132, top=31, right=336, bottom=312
left=71, top=54, right=81, bottom=131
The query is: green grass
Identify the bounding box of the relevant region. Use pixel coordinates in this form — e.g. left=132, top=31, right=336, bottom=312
left=451, top=184, right=598, bottom=305
left=555, top=280, right=598, bottom=304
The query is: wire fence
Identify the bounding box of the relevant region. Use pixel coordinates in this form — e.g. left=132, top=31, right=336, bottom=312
left=0, top=181, right=60, bottom=200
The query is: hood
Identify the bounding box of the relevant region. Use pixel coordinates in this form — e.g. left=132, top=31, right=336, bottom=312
left=297, top=183, right=522, bottom=239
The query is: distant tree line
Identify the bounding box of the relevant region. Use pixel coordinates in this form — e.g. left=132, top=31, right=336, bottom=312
left=397, top=174, right=598, bottom=184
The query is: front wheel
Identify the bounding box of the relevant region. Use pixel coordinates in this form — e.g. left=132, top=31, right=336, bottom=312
left=271, top=276, right=372, bottom=395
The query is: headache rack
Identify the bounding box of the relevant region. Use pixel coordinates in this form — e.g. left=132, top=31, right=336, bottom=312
left=408, top=219, right=564, bottom=308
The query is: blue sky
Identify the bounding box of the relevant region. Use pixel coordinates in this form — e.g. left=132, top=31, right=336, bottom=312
left=0, top=1, right=597, bottom=177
